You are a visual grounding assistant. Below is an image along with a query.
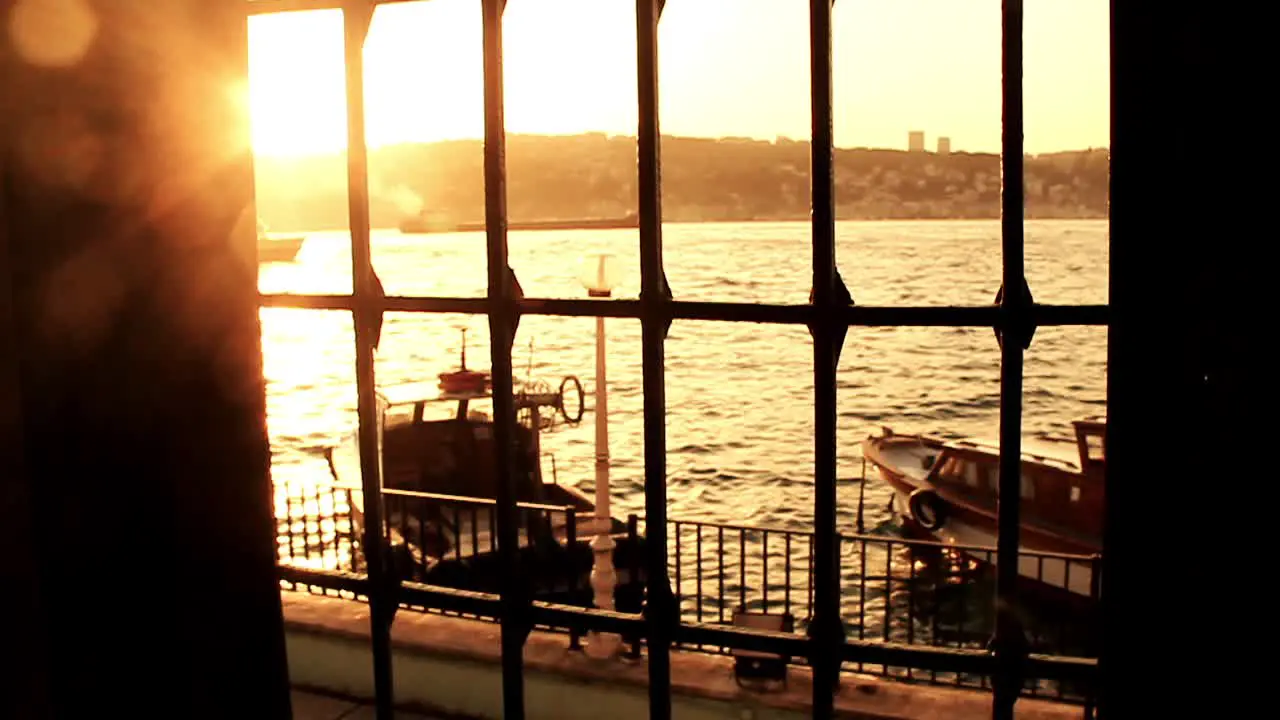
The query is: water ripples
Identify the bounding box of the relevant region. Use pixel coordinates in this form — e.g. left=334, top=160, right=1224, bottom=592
left=260, top=219, right=1108, bottom=534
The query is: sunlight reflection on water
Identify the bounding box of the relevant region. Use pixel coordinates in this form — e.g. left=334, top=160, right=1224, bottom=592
left=260, top=219, right=1108, bottom=536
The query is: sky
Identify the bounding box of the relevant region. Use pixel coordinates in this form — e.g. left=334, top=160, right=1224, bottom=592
left=246, top=0, right=1109, bottom=158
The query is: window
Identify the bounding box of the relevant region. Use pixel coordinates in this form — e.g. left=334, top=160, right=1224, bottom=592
left=1086, top=434, right=1105, bottom=461
left=252, top=1, right=1104, bottom=718
left=994, top=470, right=1037, bottom=500
left=964, top=460, right=983, bottom=488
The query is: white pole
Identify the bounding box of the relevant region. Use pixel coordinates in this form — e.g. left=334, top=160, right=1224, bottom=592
left=586, top=289, right=619, bottom=658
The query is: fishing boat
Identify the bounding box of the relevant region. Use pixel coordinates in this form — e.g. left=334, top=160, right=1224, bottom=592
left=324, top=333, right=644, bottom=608
left=258, top=219, right=306, bottom=262
left=861, top=416, right=1106, bottom=600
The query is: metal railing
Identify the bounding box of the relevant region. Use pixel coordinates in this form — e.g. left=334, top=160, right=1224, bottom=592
left=276, top=485, right=1100, bottom=705
left=251, top=1, right=1108, bottom=718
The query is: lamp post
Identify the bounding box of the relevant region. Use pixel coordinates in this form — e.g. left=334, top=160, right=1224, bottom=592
left=579, top=253, right=621, bottom=658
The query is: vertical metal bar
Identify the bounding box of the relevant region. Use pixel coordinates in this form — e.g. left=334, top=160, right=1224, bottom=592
left=906, top=550, right=916, bottom=679
left=762, top=531, right=769, bottom=611
left=627, top=514, right=642, bottom=659
left=382, top=496, right=393, bottom=556
left=883, top=543, right=892, bottom=644
left=993, top=2, right=1029, bottom=718
left=808, top=0, right=840, bottom=714
left=785, top=533, right=793, bottom=617
left=479, top=1, right=525, bottom=717
left=1086, top=553, right=1101, bottom=717
left=636, top=1, right=671, bottom=717
left=806, top=535, right=814, bottom=620
left=738, top=531, right=747, bottom=609
left=342, top=5, right=393, bottom=718
left=1059, top=559, right=1072, bottom=656
left=301, top=486, right=313, bottom=563
left=317, top=486, right=330, bottom=565
left=344, top=490, right=358, bottom=573
left=675, top=521, right=683, bottom=610
left=566, top=508, right=581, bottom=650
left=398, top=498, right=412, bottom=577
left=858, top=538, right=866, bottom=642
left=717, top=526, right=726, bottom=623
left=455, top=502, right=465, bottom=558
left=285, top=485, right=297, bottom=564
left=472, top=507, right=480, bottom=557
left=696, top=524, right=703, bottom=623
left=981, top=549, right=993, bottom=691
left=930, top=551, right=939, bottom=683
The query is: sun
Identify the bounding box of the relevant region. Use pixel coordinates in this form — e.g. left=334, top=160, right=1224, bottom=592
left=247, top=9, right=349, bottom=157
left=243, top=2, right=636, bottom=159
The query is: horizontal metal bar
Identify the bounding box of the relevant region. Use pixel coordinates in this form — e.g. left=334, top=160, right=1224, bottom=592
left=260, top=293, right=1109, bottom=328
left=527, top=601, right=644, bottom=637
left=666, top=516, right=1099, bottom=563
left=838, top=533, right=1098, bottom=563
left=246, top=0, right=426, bottom=17
left=280, top=565, right=370, bottom=594
left=1023, top=653, right=1099, bottom=685
left=279, top=567, right=1096, bottom=683
left=259, top=293, right=487, bottom=314
left=399, top=580, right=501, bottom=616
left=669, top=517, right=812, bottom=537
left=382, top=487, right=571, bottom=514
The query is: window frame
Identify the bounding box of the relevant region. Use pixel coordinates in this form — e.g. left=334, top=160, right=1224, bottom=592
left=250, top=2, right=1107, bottom=719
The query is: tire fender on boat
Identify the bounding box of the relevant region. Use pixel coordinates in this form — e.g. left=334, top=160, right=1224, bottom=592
left=907, top=488, right=948, bottom=531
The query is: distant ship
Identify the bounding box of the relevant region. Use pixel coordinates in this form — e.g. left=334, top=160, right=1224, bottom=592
left=397, top=211, right=456, bottom=234
left=257, top=219, right=306, bottom=263
left=398, top=210, right=639, bottom=234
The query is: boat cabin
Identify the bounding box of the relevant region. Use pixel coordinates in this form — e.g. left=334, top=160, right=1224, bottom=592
left=1072, top=415, right=1106, bottom=477
left=923, top=417, right=1107, bottom=546
left=373, top=382, right=567, bottom=505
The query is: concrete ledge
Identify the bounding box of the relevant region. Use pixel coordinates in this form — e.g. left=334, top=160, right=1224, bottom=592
left=282, top=590, right=1081, bottom=720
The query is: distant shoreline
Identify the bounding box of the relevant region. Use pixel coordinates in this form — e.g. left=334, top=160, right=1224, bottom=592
left=253, top=136, right=1108, bottom=233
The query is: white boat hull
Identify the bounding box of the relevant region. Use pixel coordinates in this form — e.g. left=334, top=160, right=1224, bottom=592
left=891, top=491, right=1099, bottom=599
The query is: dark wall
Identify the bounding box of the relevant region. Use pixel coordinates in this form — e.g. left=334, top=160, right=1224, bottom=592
left=1106, top=6, right=1239, bottom=719
left=1, top=2, right=289, bottom=717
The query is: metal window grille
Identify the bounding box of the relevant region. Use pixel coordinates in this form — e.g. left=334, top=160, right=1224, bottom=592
left=250, top=1, right=1106, bottom=719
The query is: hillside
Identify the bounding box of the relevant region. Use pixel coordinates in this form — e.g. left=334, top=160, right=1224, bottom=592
left=253, top=133, right=1109, bottom=232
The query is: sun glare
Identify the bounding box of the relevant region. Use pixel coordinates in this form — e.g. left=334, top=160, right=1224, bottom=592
left=248, top=10, right=348, bottom=157
left=244, top=0, right=1109, bottom=158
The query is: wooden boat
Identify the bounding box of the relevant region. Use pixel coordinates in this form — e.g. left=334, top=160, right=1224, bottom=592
left=861, top=416, right=1106, bottom=600
left=324, top=347, right=642, bottom=608
left=257, top=219, right=305, bottom=262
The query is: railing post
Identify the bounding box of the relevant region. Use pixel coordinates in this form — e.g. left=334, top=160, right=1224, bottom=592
left=583, top=260, right=620, bottom=658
